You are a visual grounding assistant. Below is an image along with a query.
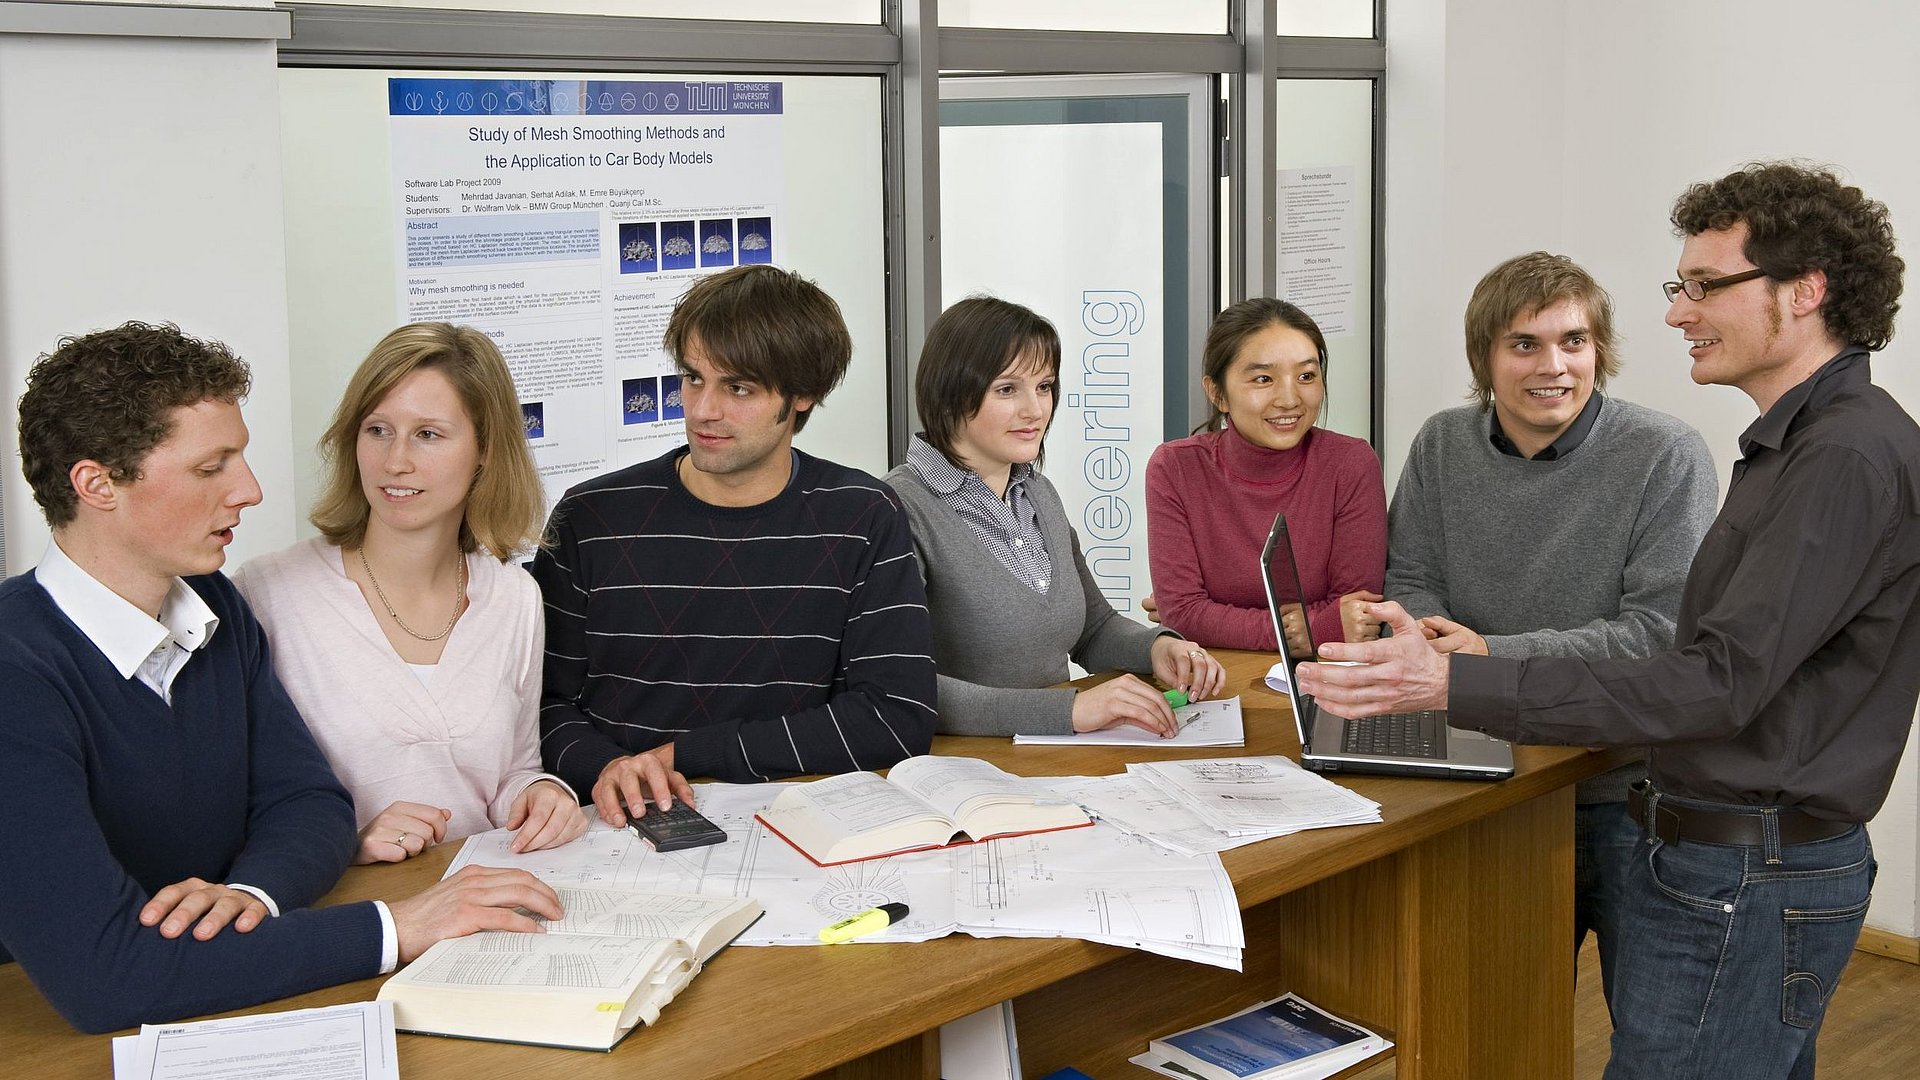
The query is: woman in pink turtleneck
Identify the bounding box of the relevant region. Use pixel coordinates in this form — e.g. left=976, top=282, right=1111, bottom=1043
left=1145, top=299, right=1387, bottom=655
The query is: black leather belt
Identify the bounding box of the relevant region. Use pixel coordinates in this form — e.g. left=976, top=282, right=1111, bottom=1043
left=1628, top=783, right=1855, bottom=847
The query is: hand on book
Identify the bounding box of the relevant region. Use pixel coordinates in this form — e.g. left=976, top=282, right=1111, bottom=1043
left=593, top=744, right=695, bottom=827
left=508, top=780, right=589, bottom=853
left=1073, top=674, right=1180, bottom=737
left=387, top=865, right=564, bottom=964
left=139, top=878, right=269, bottom=941
left=355, top=801, right=452, bottom=865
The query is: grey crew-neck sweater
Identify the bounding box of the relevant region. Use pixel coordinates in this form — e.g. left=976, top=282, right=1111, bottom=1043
left=1386, top=397, right=1719, bottom=802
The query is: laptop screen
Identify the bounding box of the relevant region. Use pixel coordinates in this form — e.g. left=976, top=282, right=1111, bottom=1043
left=1257, top=512, right=1320, bottom=746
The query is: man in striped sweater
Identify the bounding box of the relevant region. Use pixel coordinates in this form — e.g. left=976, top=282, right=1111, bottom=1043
left=535, top=266, right=937, bottom=825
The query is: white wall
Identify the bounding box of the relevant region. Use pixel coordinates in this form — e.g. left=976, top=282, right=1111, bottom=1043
left=0, top=24, right=297, bottom=574
left=1385, top=0, right=1920, bottom=937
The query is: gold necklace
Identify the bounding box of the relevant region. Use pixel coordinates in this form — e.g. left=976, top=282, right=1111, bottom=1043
left=358, top=546, right=466, bottom=642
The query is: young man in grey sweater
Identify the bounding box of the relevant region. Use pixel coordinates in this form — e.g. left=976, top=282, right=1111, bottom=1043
left=1384, top=252, right=1718, bottom=1015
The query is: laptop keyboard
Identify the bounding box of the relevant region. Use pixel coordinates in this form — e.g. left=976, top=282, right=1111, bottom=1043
left=1340, top=712, right=1449, bottom=758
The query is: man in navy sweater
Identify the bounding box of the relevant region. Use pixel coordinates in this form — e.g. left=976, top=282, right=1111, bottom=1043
left=0, top=322, right=560, bottom=1033
left=536, top=266, right=938, bottom=824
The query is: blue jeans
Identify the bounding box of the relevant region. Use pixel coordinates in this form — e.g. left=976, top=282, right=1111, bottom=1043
left=1603, top=795, right=1874, bottom=1080
left=1575, top=801, right=1640, bottom=1018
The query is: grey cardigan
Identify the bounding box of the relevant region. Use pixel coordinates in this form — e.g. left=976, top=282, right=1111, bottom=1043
left=885, top=463, right=1171, bottom=736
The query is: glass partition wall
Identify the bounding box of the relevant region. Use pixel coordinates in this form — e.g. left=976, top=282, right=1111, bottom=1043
left=276, top=0, right=1386, bottom=495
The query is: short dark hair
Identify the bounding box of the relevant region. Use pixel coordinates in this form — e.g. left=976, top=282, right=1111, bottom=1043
left=18, top=321, right=252, bottom=527
left=1198, top=298, right=1326, bottom=434
left=916, top=296, right=1062, bottom=470
left=1671, top=161, right=1903, bottom=350
left=1463, top=252, right=1620, bottom=411
left=662, top=265, right=852, bottom=432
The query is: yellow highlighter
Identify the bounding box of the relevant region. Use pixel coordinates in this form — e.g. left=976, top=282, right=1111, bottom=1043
left=818, top=902, right=909, bottom=944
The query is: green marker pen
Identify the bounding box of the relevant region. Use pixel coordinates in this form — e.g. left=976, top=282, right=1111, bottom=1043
left=819, top=902, right=909, bottom=944
left=1164, top=688, right=1189, bottom=708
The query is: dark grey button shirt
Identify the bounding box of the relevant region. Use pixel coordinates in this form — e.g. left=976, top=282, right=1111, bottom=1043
left=1452, top=348, right=1920, bottom=821
left=1489, top=392, right=1603, bottom=461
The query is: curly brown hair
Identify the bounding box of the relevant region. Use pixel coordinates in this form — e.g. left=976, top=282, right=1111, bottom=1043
left=1671, top=162, right=1903, bottom=350
left=18, top=322, right=252, bottom=528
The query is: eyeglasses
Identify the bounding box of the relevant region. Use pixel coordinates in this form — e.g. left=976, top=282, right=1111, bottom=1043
left=1662, top=267, right=1770, bottom=302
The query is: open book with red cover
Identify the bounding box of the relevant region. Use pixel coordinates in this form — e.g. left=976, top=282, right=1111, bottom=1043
left=755, top=755, right=1093, bottom=866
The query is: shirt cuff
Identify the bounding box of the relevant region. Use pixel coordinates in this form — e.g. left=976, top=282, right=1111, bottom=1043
left=373, top=900, right=399, bottom=974
left=529, top=773, right=578, bottom=804
left=225, top=883, right=280, bottom=918
left=1449, top=652, right=1523, bottom=739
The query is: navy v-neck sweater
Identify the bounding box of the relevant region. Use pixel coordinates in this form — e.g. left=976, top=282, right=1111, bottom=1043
left=0, top=571, right=381, bottom=1033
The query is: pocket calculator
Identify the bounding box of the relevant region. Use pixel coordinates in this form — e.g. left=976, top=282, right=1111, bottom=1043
left=629, top=800, right=728, bottom=852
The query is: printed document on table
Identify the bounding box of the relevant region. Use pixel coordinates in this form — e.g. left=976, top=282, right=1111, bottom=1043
left=1131, top=757, right=1382, bottom=836
left=449, top=779, right=1246, bottom=968
left=1014, top=696, right=1245, bottom=747
left=1050, top=773, right=1289, bottom=856
left=120, top=1001, right=398, bottom=1080
left=451, top=785, right=958, bottom=947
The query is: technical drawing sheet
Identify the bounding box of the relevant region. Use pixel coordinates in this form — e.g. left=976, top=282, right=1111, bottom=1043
left=449, top=779, right=1244, bottom=967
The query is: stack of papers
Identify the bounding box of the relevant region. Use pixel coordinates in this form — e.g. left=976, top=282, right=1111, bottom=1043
left=1054, top=757, right=1379, bottom=857
left=1014, top=696, right=1245, bottom=747
left=451, top=780, right=1246, bottom=969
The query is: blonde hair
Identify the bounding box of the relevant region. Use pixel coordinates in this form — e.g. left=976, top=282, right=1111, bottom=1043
left=310, top=323, right=545, bottom=560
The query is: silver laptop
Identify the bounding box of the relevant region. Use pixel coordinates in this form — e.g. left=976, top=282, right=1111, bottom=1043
left=1260, top=512, right=1514, bottom=780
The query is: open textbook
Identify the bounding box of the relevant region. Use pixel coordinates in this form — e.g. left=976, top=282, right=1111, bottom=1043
left=376, top=887, right=761, bottom=1051
left=755, top=755, right=1092, bottom=865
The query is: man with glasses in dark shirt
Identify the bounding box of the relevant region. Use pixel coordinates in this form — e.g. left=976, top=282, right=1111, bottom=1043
left=1299, top=161, right=1920, bottom=1079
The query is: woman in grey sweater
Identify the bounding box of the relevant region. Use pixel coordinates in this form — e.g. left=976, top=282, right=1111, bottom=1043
left=885, top=297, right=1225, bottom=737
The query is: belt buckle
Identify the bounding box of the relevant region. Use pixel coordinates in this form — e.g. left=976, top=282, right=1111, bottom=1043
left=1651, top=803, right=1684, bottom=846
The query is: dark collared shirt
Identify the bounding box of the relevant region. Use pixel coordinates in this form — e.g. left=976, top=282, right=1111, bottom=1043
left=1489, top=392, right=1603, bottom=460
left=1454, top=348, right=1920, bottom=821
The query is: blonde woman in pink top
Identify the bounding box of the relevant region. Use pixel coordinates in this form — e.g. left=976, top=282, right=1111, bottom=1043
left=236, top=324, right=586, bottom=863
left=1145, top=299, right=1387, bottom=655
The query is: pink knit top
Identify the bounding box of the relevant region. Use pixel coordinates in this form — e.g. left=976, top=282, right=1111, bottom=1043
left=1145, top=424, right=1386, bottom=651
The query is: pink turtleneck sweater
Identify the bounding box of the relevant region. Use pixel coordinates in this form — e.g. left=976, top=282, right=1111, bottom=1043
left=1145, top=424, right=1386, bottom=651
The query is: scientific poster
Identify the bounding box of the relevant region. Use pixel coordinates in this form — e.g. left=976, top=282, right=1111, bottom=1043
left=389, top=77, right=785, bottom=505
left=942, top=122, right=1165, bottom=615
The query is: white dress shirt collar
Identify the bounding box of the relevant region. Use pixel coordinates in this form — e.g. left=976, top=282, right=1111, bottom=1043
left=34, top=537, right=220, bottom=691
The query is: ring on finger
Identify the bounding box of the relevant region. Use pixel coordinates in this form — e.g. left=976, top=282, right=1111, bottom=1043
left=1187, top=649, right=1205, bottom=662
left=396, top=831, right=410, bottom=846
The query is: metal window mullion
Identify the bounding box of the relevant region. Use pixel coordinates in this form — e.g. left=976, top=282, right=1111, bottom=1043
left=1236, top=0, right=1277, bottom=301
left=938, top=28, right=1237, bottom=75
left=279, top=3, right=900, bottom=68
left=0, top=1, right=290, bottom=39
left=893, top=0, right=939, bottom=467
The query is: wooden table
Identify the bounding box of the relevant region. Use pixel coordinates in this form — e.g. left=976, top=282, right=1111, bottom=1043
left=0, top=650, right=1625, bottom=1079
